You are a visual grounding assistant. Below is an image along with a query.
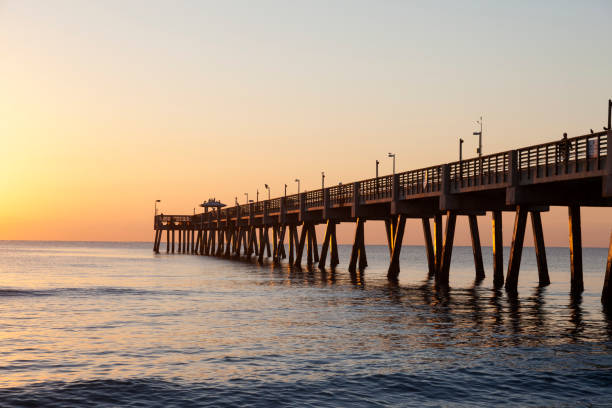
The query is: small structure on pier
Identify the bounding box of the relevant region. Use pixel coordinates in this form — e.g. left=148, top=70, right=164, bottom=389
left=200, top=198, right=226, bottom=213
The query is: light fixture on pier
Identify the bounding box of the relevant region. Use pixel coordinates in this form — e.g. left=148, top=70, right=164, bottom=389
left=264, top=184, right=270, bottom=200
left=459, top=138, right=464, bottom=161
left=321, top=172, right=325, bottom=190
left=154, top=199, right=161, bottom=217
left=473, top=116, right=483, bottom=157
left=388, top=153, right=396, bottom=176
left=244, top=192, right=248, bottom=204
left=295, top=178, right=300, bottom=194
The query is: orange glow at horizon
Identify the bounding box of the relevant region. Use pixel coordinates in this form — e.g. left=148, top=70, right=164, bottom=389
left=0, top=1, right=610, bottom=246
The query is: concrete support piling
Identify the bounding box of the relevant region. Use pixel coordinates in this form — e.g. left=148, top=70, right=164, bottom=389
left=530, top=211, right=550, bottom=286
left=602, top=231, right=612, bottom=308
left=178, top=228, right=182, bottom=254
left=387, top=215, right=406, bottom=280
left=568, top=205, right=584, bottom=293
left=153, top=230, right=159, bottom=253
left=433, top=214, right=443, bottom=273
left=384, top=219, right=393, bottom=257
left=422, top=218, right=436, bottom=277
left=330, top=222, right=339, bottom=268
left=437, top=211, right=457, bottom=287
left=505, top=206, right=528, bottom=292
left=289, top=225, right=296, bottom=264
left=349, top=218, right=365, bottom=273
left=468, top=215, right=485, bottom=280
left=295, top=224, right=307, bottom=268
left=258, top=228, right=265, bottom=263
left=492, top=210, right=504, bottom=288
left=318, top=220, right=333, bottom=269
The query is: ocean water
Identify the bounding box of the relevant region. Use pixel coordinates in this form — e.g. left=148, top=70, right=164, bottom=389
left=0, top=240, right=611, bottom=407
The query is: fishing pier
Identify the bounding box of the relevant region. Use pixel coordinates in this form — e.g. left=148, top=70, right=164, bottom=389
left=154, top=101, right=612, bottom=307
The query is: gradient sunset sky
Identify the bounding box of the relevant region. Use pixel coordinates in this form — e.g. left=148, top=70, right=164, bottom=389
left=1, top=1, right=610, bottom=246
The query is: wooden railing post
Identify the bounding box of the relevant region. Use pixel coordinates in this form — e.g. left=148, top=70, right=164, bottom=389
left=323, top=188, right=330, bottom=219
left=352, top=182, right=360, bottom=218
left=604, top=130, right=612, bottom=197
left=299, top=192, right=306, bottom=222
left=439, top=164, right=451, bottom=211
left=508, top=150, right=518, bottom=186
left=602, top=230, right=612, bottom=308
left=392, top=173, right=400, bottom=202
left=280, top=197, right=286, bottom=224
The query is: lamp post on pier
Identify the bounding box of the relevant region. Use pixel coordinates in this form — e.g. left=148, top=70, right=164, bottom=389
left=284, top=184, right=287, bottom=197
left=154, top=199, right=161, bottom=217
left=375, top=160, right=380, bottom=197
left=257, top=189, right=259, bottom=202
left=459, top=138, right=464, bottom=161
left=321, top=172, right=325, bottom=190
left=474, top=116, right=483, bottom=157
left=264, top=184, right=270, bottom=200
left=295, top=179, right=300, bottom=194
left=244, top=192, right=248, bottom=204
left=388, top=153, right=396, bottom=176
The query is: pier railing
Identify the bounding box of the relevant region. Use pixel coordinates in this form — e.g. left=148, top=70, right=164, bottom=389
left=449, top=151, right=510, bottom=191
left=400, top=164, right=443, bottom=197
left=359, top=175, right=393, bottom=201
left=163, top=129, right=608, bottom=225
left=517, top=130, right=608, bottom=180
left=329, top=183, right=354, bottom=206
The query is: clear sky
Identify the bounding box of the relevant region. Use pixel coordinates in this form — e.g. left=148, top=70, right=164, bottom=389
left=1, top=0, right=610, bottom=246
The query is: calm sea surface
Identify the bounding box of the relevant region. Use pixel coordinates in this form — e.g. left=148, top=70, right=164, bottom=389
left=0, top=240, right=611, bottom=407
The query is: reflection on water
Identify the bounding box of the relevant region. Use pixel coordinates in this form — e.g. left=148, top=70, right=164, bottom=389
left=0, top=241, right=611, bottom=406
left=256, top=259, right=610, bottom=351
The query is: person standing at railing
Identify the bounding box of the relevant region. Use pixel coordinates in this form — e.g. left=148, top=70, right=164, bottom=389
left=559, top=132, right=569, bottom=164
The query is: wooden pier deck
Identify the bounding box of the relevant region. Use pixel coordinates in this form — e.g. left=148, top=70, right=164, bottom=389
left=154, top=103, right=612, bottom=306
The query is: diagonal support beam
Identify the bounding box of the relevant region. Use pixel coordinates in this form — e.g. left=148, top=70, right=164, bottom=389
left=318, top=220, right=333, bottom=269
left=294, top=223, right=308, bottom=268
left=505, top=206, right=528, bottom=292
left=349, top=218, right=365, bottom=273
left=602, top=230, right=612, bottom=308
left=387, top=215, right=406, bottom=280
left=437, top=211, right=457, bottom=287
left=530, top=211, right=549, bottom=286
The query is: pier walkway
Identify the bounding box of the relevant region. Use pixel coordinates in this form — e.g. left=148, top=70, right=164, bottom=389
left=154, top=101, right=612, bottom=307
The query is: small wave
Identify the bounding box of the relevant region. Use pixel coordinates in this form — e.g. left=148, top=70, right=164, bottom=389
left=0, top=287, right=188, bottom=298
left=0, top=370, right=611, bottom=408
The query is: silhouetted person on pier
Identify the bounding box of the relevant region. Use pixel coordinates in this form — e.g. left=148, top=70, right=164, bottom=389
left=559, top=132, right=569, bottom=163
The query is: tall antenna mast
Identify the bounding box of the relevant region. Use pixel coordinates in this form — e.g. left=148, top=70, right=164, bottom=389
left=473, top=116, right=483, bottom=157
